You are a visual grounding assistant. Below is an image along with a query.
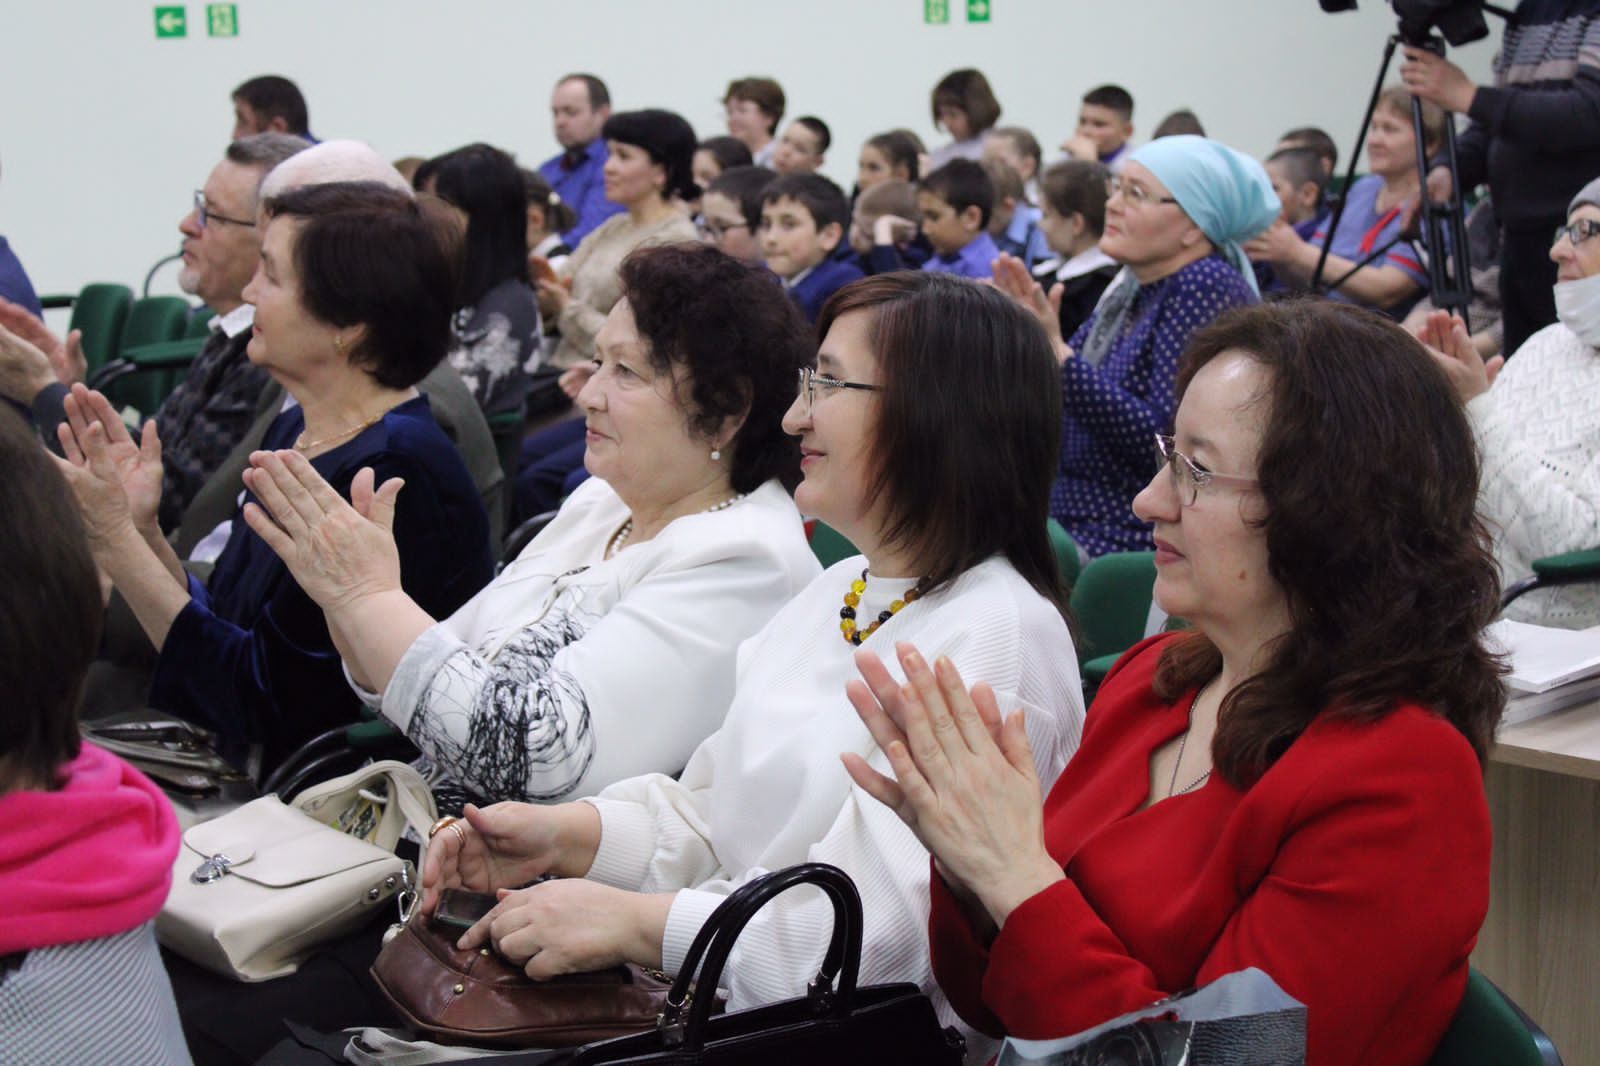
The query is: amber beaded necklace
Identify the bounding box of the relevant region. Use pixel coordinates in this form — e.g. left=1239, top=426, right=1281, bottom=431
left=839, top=568, right=931, bottom=645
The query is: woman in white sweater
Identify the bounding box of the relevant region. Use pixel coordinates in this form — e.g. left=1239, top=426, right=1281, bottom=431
left=1418, top=176, right=1600, bottom=628
left=417, top=273, right=1086, bottom=1058
left=244, top=243, right=819, bottom=809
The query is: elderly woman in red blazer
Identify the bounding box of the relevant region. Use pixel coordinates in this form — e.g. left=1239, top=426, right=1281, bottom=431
left=844, top=300, right=1506, bottom=1065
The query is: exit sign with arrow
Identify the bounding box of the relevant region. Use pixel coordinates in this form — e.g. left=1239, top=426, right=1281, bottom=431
left=154, top=5, right=187, bottom=38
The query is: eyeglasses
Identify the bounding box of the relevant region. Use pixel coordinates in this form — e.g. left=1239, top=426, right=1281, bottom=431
left=701, top=218, right=749, bottom=242
left=193, top=190, right=255, bottom=230
left=797, top=366, right=882, bottom=411
left=1154, top=434, right=1258, bottom=507
left=1553, top=218, right=1600, bottom=249
left=1107, top=176, right=1179, bottom=209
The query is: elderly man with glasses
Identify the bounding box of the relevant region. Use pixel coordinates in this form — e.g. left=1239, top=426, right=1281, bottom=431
left=0, top=133, right=310, bottom=530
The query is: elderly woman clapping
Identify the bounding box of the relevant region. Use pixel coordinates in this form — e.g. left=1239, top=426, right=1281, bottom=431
left=242, top=242, right=820, bottom=810
left=995, top=135, right=1279, bottom=557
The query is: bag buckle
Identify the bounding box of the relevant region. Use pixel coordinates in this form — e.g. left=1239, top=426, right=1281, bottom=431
left=190, top=852, right=235, bottom=884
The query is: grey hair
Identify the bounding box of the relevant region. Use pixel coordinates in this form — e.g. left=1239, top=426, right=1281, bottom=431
left=225, top=133, right=313, bottom=201
left=258, top=139, right=414, bottom=202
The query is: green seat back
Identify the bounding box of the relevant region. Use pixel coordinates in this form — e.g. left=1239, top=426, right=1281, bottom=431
left=1428, top=969, right=1562, bottom=1066
left=1069, top=551, right=1158, bottom=667
left=808, top=520, right=858, bottom=569
left=119, top=296, right=191, bottom=352
left=67, top=283, right=133, bottom=376
left=184, top=306, right=216, bottom=339
left=1048, top=519, right=1082, bottom=589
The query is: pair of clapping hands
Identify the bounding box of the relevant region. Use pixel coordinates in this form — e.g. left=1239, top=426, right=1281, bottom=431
left=417, top=643, right=1063, bottom=981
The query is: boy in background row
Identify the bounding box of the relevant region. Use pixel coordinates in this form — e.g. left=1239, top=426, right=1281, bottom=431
left=986, top=126, right=1043, bottom=204
left=918, top=158, right=1000, bottom=279
left=703, top=165, right=776, bottom=265
left=1029, top=159, right=1118, bottom=342
left=985, top=157, right=1049, bottom=271
left=1063, top=84, right=1135, bottom=172
left=850, top=180, right=929, bottom=274
left=1248, top=147, right=1329, bottom=295
left=724, top=76, right=785, bottom=167
left=1276, top=125, right=1339, bottom=180
left=760, top=173, right=863, bottom=322
left=773, top=116, right=830, bottom=175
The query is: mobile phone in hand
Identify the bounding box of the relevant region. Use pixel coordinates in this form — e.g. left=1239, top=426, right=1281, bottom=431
left=435, top=888, right=498, bottom=930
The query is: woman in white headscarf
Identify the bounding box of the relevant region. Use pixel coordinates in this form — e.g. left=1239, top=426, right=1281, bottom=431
left=995, top=135, right=1279, bottom=557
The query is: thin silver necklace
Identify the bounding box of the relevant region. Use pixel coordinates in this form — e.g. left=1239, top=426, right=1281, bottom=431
left=1168, top=677, right=1217, bottom=799
left=606, top=492, right=747, bottom=558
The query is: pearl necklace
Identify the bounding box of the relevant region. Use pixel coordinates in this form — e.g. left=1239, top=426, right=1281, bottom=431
left=606, top=493, right=747, bottom=558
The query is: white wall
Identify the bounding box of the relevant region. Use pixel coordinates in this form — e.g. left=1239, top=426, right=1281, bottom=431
left=0, top=0, right=1500, bottom=300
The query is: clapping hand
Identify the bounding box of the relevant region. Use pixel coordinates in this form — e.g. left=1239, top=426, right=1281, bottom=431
left=240, top=449, right=405, bottom=614
left=841, top=643, right=1064, bottom=926
left=0, top=297, right=87, bottom=386
left=51, top=385, right=157, bottom=554
left=992, top=253, right=1071, bottom=363
left=1413, top=309, right=1500, bottom=403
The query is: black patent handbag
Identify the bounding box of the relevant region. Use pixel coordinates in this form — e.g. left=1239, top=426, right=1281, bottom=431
left=496, top=862, right=966, bottom=1066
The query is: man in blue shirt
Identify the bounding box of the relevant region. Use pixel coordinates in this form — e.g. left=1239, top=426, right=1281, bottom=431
left=537, top=74, right=625, bottom=247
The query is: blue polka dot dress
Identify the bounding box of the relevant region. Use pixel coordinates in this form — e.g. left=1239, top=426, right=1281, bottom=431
left=1052, top=254, right=1258, bottom=556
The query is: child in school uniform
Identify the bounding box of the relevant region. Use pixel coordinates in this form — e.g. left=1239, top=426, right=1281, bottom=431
left=759, top=173, right=864, bottom=323
left=703, top=165, right=777, bottom=265
left=850, top=180, right=930, bottom=275
left=1062, top=84, right=1136, bottom=172
left=984, top=157, right=1049, bottom=271
left=1028, top=159, right=1120, bottom=342
left=918, top=159, right=1000, bottom=279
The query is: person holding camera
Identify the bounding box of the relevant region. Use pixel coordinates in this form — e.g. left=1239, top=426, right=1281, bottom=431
left=1402, top=0, right=1600, bottom=354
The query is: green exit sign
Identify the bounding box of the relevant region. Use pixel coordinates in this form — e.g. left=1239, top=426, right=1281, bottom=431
left=208, top=3, right=238, bottom=37
left=925, top=0, right=949, bottom=23
left=967, top=0, right=992, bottom=22
left=154, top=5, right=186, bottom=38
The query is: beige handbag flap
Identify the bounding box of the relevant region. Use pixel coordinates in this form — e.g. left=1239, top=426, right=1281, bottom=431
left=181, top=796, right=396, bottom=888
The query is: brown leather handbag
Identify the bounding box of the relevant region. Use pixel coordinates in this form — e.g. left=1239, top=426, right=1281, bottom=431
left=371, top=910, right=718, bottom=1049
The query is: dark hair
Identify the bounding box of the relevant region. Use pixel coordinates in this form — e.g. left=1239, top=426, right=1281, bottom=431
left=557, top=72, right=610, bottom=111
left=232, top=75, right=310, bottom=136
left=425, top=143, right=530, bottom=307
left=931, top=68, right=1002, bottom=134
left=1278, top=126, right=1339, bottom=174
left=1039, top=160, right=1111, bottom=236
left=698, top=136, right=754, bottom=178
left=1153, top=301, right=1506, bottom=785
left=520, top=167, right=579, bottom=235
left=1266, top=147, right=1328, bottom=201
left=866, top=130, right=922, bottom=181
left=921, top=158, right=995, bottom=229
left=1377, top=86, right=1448, bottom=155
left=990, top=126, right=1042, bottom=170
left=793, top=116, right=832, bottom=155
left=602, top=109, right=701, bottom=202
left=1152, top=109, right=1205, bottom=139
left=724, top=77, right=786, bottom=132
left=1082, top=84, right=1135, bottom=120
left=0, top=410, right=101, bottom=787
left=762, top=172, right=850, bottom=233
left=816, top=274, right=1064, bottom=609
left=263, top=183, right=458, bottom=390
left=708, top=165, right=779, bottom=230
left=618, top=243, right=810, bottom=493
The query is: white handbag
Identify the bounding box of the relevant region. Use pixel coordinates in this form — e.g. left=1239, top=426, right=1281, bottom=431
left=157, top=762, right=437, bottom=982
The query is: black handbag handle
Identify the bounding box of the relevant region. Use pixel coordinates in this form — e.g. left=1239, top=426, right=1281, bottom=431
left=658, top=863, right=863, bottom=1052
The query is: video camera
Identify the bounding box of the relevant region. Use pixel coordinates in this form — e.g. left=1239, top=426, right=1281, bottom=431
left=1318, top=0, right=1491, bottom=47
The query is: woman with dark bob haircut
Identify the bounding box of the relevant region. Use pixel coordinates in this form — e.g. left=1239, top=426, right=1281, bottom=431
left=54, top=182, right=493, bottom=773
left=849, top=300, right=1505, bottom=1065
left=419, top=142, right=543, bottom=418
left=246, top=241, right=820, bottom=811
left=0, top=411, right=187, bottom=1063
left=404, top=273, right=1084, bottom=1063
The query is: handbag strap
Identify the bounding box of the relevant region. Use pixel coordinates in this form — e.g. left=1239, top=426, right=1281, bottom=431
left=659, top=863, right=863, bottom=1052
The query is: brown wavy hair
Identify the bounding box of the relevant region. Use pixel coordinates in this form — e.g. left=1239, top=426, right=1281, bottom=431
left=1153, top=301, right=1506, bottom=786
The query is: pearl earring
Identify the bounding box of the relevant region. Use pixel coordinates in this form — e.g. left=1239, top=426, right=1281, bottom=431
left=710, top=448, right=722, bottom=461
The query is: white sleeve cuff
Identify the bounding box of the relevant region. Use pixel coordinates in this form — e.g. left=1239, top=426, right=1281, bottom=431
left=379, top=624, right=466, bottom=733
left=661, top=887, right=727, bottom=978
left=581, top=798, right=657, bottom=890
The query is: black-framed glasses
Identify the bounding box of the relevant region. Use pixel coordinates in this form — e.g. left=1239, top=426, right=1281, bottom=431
left=798, top=366, right=882, bottom=411
left=1107, top=175, right=1179, bottom=209
left=1154, top=433, right=1257, bottom=507
left=1553, top=218, right=1600, bottom=249
left=193, top=190, right=254, bottom=230
left=701, top=218, right=749, bottom=242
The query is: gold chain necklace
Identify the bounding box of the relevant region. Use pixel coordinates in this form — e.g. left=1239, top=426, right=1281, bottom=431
left=294, top=412, right=384, bottom=453
left=1168, top=677, right=1217, bottom=799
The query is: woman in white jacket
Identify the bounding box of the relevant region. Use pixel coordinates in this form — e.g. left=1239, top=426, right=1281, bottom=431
left=410, top=272, right=1087, bottom=1059
left=1417, top=175, right=1600, bottom=629
left=242, top=242, right=819, bottom=809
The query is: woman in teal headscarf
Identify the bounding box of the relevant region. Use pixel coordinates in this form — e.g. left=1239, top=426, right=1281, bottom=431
left=996, top=135, right=1279, bottom=556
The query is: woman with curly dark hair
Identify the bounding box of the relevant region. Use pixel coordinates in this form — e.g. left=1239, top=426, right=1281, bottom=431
left=244, top=242, right=820, bottom=811
left=846, top=300, right=1506, bottom=1065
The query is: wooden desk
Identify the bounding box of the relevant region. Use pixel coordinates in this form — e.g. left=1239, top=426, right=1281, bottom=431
left=1475, top=700, right=1600, bottom=1065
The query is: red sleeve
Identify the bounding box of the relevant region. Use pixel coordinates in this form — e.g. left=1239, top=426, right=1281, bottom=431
left=979, top=710, right=1489, bottom=1063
